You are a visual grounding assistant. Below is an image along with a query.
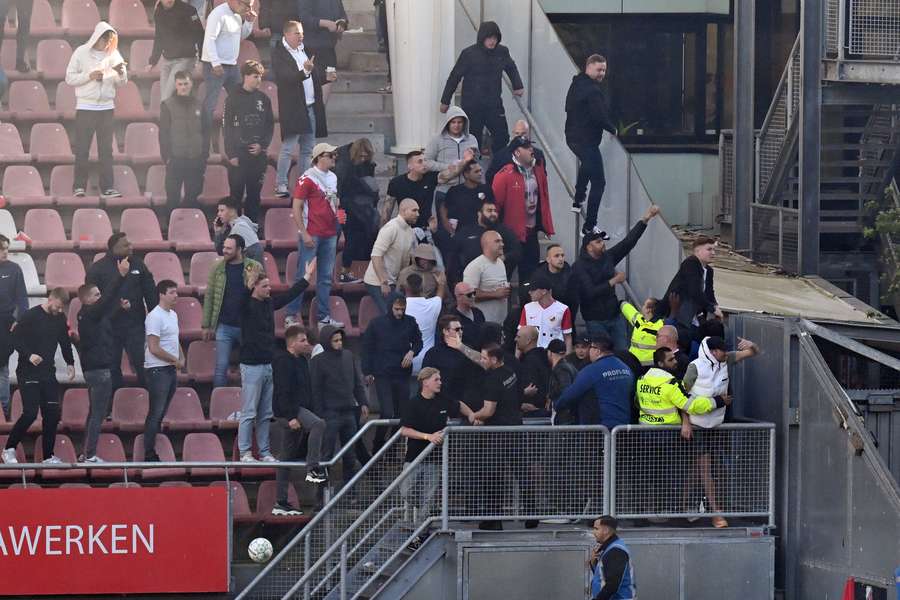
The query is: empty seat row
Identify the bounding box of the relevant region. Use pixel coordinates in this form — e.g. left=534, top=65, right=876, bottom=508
left=0, top=80, right=166, bottom=122
left=67, top=295, right=205, bottom=340
left=1, top=0, right=154, bottom=39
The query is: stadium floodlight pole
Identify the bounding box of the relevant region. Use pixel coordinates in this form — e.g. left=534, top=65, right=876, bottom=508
left=732, top=0, right=754, bottom=253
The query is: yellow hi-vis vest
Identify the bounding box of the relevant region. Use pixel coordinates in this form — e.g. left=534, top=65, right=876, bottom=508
left=636, top=368, right=718, bottom=425
left=621, top=302, right=664, bottom=366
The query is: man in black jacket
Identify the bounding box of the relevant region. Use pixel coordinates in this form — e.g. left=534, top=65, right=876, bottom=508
left=453, top=199, right=521, bottom=281
left=238, top=258, right=315, bottom=462
left=565, top=54, right=617, bottom=233
left=271, top=325, right=327, bottom=516
left=224, top=59, right=275, bottom=223
left=148, top=0, right=204, bottom=100
left=76, top=257, right=128, bottom=462
left=362, top=292, right=423, bottom=451
left=572, top=205, right=660, bottom=354
left=515, top=326, right=550, bottom=419
left=272, top=20, right=329, bottom=198
left=1, top=288, right=75, bottom=465
left=657, top=236, right=722, bottom=349
left=0, top=234, right=28, bottom=418
left=159, top=70, right=208, bottom=210
left=532, top=243, right=579, bottom=324
left=86, top=233, right=157, bottom=391
left=259, top=0, right=300, bottom=50
left=422, top=315, right=485, bottom=411
left=440, top=21, right=524, bottom=153
left=298, top=0, right=347, bottom=104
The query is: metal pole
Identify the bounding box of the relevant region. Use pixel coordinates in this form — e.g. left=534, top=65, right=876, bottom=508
left=733, top=0, right=755, bottom=251
left=339, top=542, right=348, bottom=600
left=768, top=427, right=777, bottom=528
left=304, top=535, right=311, bottom=600
left=441, top=432, right=449, bottom=530
left=799, top=0, right=822, bottom=274
left=608, top=428, right=617, bottom=517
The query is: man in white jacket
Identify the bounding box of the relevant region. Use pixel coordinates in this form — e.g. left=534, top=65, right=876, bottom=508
left=65, top=22, right=127, bottom=199
left=201, top=0, right=256, bottom=129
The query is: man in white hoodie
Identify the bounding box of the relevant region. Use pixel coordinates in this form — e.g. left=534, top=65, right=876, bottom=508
left=65, top=22, right=127, bottom=199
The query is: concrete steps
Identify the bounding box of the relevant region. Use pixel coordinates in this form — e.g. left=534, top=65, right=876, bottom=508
left=326, top=112, right=394, bottom=135
left=349, top=52, right=389, bottom=72
left=330, top=71, right=390, bottom=93
left=329, top=92, right=392, bottom=113
left=346, top=10, right=377, bottom=31
left=336, top=32, right=380, bottom=68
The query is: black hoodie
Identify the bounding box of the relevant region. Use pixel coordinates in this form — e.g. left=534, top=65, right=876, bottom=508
left=564, top=72, right=616, bottom=146
left=240, top=279, right=308, bottom=365
left=77, top=273, right=125, bottom=372
left=272, top=348, right=315, bottom=418
left=421, top=338, right=484, bottom=412
left=440, top=21, right=524, bottom=109
left=310, top=325, right=369, bottom=413
left=361, top=293, right=423, bottom=377
left=223, top=86, right=275, bottom=159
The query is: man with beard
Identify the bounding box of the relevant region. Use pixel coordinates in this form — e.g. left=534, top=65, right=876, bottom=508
left=453, top=199, right=521, bottom=281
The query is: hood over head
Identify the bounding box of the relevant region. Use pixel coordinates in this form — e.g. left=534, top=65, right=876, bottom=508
left=439, top=105, right=471, bottom=137
left=85, top=21, right=119, bottom=52
left=319, top=324, right=345, bottom=353
left=386, top=291, right=406, bottom=318
left=477, top=21, right=502, bottom=46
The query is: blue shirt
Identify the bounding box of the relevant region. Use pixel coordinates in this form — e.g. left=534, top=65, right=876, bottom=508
left=218, top=262, right=246, bottom=326
left=554, top=355, right=634, bottom=429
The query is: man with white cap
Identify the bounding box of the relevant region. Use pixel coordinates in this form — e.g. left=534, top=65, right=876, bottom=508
left=286, top=142, right=344, bottom=328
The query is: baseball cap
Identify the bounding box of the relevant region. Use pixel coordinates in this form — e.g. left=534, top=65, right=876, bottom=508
left=528, top=272, right=552, bottom=291
left=583, top=225, right=611, bottom=243
left=311, top=143, right=338, bottom=164
left=509, top=136, right=533, bottom=151
left=547, top=339, right=567, bottom=355
left=574, top=335, right=591, bottom=347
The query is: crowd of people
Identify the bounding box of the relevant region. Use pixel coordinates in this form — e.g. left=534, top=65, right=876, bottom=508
left=0, top=1, right=761, bottom=556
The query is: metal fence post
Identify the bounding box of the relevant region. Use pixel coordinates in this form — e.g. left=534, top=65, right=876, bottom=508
left=603, top=427, right=611, bottom=516
left=608, top=427, right=617, bottom=517
left=339, top=541, right=348, bottom=600
left=304, top=535, right=311, bottom=600
left=441, top=430, right=449, bottom=530
left=769, top=427, right=777, bottom=528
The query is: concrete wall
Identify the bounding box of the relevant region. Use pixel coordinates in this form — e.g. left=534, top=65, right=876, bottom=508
left=538, top=0, right=730, bottom=14
left=631, top=153, right=721, bottom=230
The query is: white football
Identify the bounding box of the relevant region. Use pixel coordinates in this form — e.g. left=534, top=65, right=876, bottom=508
left=248, top=537, right=274, bottom=563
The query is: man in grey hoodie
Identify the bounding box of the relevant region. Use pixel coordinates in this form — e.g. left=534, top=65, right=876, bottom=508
left=213, top=198, right=263, bottom=263
left=310, top=325, right=370, bottom=483
left=424, top=106, right=481, bottom=197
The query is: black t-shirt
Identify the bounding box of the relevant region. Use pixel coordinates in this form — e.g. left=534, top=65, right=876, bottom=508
left=400, top=393, right=461, bottom=462
left=483, top=364, right=522, bottom=426
left=387, top=172, right=440, bottom=229
left=218, top=262, right=246, bottom=326
left=443, top=183, right=493, bottom=228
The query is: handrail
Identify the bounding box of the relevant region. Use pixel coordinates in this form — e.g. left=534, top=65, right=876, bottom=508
left=758, top=36, right=800, bottom=137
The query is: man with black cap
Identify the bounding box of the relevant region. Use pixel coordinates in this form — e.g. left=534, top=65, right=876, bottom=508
left=572, top=205, right=660, bottom=354
left=589, top=516, right=636, bottom=600
left=518, top=272, right=573, bottom=352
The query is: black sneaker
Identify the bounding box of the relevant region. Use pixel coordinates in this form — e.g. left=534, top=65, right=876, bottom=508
left=570, top=201, right=583, bottom=213
left=305, top=467, right=328, bottom=484
left=144, top=452, right=161, bottom=463
left=406, top=535, right=425, bottom=553
left=524, top=520, right=539, bottom=529
left=582, top=222, right=596, bottom=236
left=271, top=502, right=303, bottom=516
left=16, top=61, right=30, bottom=73
left=337, top=272, right=362, bottom=284
left=73, top=188, right=86, bottom=197
left=102, top=189, right=122, bottom=199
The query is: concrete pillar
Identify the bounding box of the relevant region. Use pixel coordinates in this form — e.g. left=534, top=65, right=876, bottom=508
left=386, top=0, right=456, bottom=154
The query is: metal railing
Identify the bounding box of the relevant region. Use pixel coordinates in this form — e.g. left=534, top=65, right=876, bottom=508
left=826, top=0, right=900, bottom=59
left=719, top=130, right=735, bottom=223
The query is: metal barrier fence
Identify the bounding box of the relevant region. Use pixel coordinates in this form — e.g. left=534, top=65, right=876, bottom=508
left=610, top=424, right=775, bottom=523
left=849, top=0, right=900, bottom=58
left=719, top=130, right=735, bottom=223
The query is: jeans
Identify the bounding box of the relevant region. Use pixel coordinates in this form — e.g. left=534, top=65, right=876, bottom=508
left=201, top=62, right=241, bottom=129
left=519, top=228, right=541, bottom=289
left=0, top=0, right=31, bottom=66
left=585, top=316, right=629, bottom=354
left=464, top=104, right=509, bottom=153
left=214, top=323, right=241, bottom=388
left=323, top=410, right=359, bottom=484
left=6, top=377, right=59, bottom=458
left=365, top=283, right=393, bottom=316
left=373, top=374, right=407, bottom=448
left=83, top=369, right=112, bottom=458
left=274, top=408, right=326, bottom=504
left=238, top=363, right=274, bottom=456
left=286, top=235, right=337, bottom=321
left=110, top=318, right=147, bottom=391
left=567, top=140, right=606, bottom=229
left=0, top=365, right=8, bottom=417
left=276, top=106, right=317, bottom=188
left=144, top=366, right=177, bottom=460
left=165, top=157, right=206, bottom=210
left=399, top=461, right=440, bottom=518
left=159, top=57, right=196, bottom=101
left=228, top=152, right=267, bottom=223
left=74, top=109, right=115, bottom=191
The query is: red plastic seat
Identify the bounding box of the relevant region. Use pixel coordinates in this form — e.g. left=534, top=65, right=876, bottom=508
left=262, top=252, right=288, bottom=293
left=45, top=252, right=86, bottom=293
left=168, top=208, right=214, bottom=252
left=0, top=437, right=34, bottom=479
left=273, top=306, right=288, bottom=338
left=111, top=387, right=149, bottom=432
left=267, top=127, right=282, bottom=162
left=8, top=81, right=57, bottom=121
left=159, top=481, right=191, bottom=487
left=71, top=208, right=113, bottom=250
left=183, top=432, right=230, bottom=478
left=51, top=166, right=101, bottom=207
left=174, top=297, right=203, bottom=341
left=29, top=123, right=73, bottom=164
left=259, top=80, right=279, bottom=120
left=263, top=208, right=296, bottom=250
left=164, top=387, right=211, bottom=431
left=114, top=82, right=149, bottom=121
left=128, top=40, right=159, bottom=79
left=54, top=82, right=77, bottom=120
left=285, top=251, right=317, bottom=288
left=0, top=123, right=31, bottom=164
left=256, top=480, right=307, bottom=523
left=34, top=435, right=86, bottom=480
left=10, top=390, right=41, bottom=433
left=197, top=165, right=231, bottom=206
left=61, top=388, right=91, bottom=432
left=35, top=39, right=73, bottom=80
left=99, top=165, right=148, bottom=208
left=189, top=252, right=221, bottom=296
left=210, top=387, right=242, bottom=430
left=358, top=294, right=380, bottom=333
left=186, top=340, right=216, bottom=383
left=92, top=433, right=137, bottom=480
left=118, top=122, right=161, bottom=165
left=145, top=164, right=168, bottom=206
left=3, top=167, right=53, bottom=208
left=145, top=252, right=192, bottom=295
left=0, top=39, right=34, bottom=80
left=61, top=0, right=101, bottom=37
left=27, top=0, right=59, bottom=38
left=133, top=434, right=186, bottom=480
left=238, top=39, right=262, bottom=65
left=121, top=209, right=172, bottom=251
left=260, top=166, right=288, bottom=208
left=109, top=0, right=154, bottom=37
left=148, top=80, right=162, bottom=118
left=23, top=209, right=74, bottom=250
left=310, top=296, right=358, bottom=336
left=209, top=481, right=254, bottom=523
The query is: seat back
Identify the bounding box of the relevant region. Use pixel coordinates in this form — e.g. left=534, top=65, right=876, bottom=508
left=144, top=252, right=186, bottom=285
left=188, top=252, right=221, bottom=292
left=8, top=81, right=52, bottom=115
left=182, top=433, right=226, bottom=461
left=263, top=208, right=296, bottom=246
left=24, top=209, right=66, bottom=243
left=44, top=252, right=86, bottom=291
left=0, top=123, right=26, bottom=154
left=61, top=388, right=90, bottom=430
left=29, top=123, right=72, bottom=157
left=35, top=39, right=73, bottom=79
left=168, top=209, right=212, bottom=244
left=122, top=122, right=159, bottom=160
left=186, top=340, right=216, bottom=381
left=71, top=208, right=113, bottom=245
left=111, top=387, right=150, bottom=429
left=358, top=295, right=380, bottom=332
left=209, top=481, right=252, bottom=518
left=209, top=387, right=242, bottom=425
left=5, top=167, right=46, bottom=197
left=173, top=297, right=202, bottom=335
left=121, top=208, right=164, bottom=244
left=61, top=0, right=101, bottom=35
left=164, top=387, right=208, bottom=427
left=109, top=0, right=152, bottom=33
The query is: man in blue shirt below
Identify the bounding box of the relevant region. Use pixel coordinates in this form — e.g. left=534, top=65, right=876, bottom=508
left=554, top=333, right=634, bottom=429
left=590, top=516, right=635, bottom=600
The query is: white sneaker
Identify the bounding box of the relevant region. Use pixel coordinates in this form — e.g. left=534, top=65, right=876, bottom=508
left=275, top=184, right=290, bottom=198
left=240, top=452, right=256, bottom=463
left=1, top=448, right=18, bottom=464
left=259, top=454, right=278, bottom=463
left=284, top=315, right=300, bottom=327
left=42, top=455, right=62, bottom=464
left=318, top=316, right=344, bottom=328
left=82, top=455, right=104, bottom=463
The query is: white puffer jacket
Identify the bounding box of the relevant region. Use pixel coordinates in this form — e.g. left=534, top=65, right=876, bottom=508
left=688, top=336, right=729, bottom=428
left=65, top=22, right=128, bottom=110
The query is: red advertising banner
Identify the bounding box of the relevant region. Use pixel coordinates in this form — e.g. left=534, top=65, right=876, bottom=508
left=0, top=486, right=230, bottom=596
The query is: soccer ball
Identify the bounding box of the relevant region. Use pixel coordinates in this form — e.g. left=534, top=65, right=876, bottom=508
left=248, top=537, right=274, bottom=563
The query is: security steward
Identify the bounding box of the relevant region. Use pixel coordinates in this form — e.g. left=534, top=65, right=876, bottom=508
left=620, top=298, right=663, bottom=368
left=589, top=515, right=635, bottom=600
left=636, top=347, right=729, bottom=425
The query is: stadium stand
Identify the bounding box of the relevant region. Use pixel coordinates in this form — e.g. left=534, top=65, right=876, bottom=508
left=4, top=167, right=54, bottom=208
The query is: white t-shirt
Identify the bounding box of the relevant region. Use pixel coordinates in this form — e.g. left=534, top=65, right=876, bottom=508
left=144, top=306, right=180, bottom=369
left=404, top=296, right=442, bottom=374
left=463, top=255, right=508, bottom=325
left=518, top=300, right=573, bottom=348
